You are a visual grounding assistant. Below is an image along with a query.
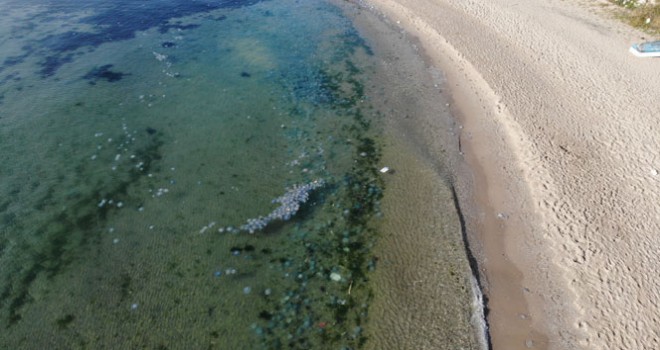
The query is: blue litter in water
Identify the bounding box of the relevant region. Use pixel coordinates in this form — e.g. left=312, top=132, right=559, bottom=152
left=214, top=270, right=222, bottom=277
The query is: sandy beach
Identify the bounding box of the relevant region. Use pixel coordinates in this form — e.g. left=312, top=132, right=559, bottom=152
left=354, top=0, right=660, bottom=349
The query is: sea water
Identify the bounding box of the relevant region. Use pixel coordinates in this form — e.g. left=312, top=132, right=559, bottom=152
left=0, top=0, right=480, bottom=348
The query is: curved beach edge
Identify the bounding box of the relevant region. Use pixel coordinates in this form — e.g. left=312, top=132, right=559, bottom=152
left=358, top=0, right=660, bottom=349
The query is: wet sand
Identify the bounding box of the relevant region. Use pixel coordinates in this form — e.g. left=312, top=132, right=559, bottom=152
left=353, top=0, right=660, bottom=349
left=336, top=3, right=489, bottom=348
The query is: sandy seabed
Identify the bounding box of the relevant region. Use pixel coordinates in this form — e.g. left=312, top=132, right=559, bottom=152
left=352, top=0, right=660, bottom=349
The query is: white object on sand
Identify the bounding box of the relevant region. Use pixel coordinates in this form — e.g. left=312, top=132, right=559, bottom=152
left=629, top=41, right=660, bottom=58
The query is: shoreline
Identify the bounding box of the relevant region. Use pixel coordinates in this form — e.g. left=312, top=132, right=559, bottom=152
left=356, top=0, right=660, bottom=349
left=353, top=1, right=560, bottom=347
left=337, top=3, right=490, bottom=347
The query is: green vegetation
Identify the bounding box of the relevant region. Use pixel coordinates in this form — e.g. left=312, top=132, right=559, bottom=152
left=611, top=0, right=660, bottom=34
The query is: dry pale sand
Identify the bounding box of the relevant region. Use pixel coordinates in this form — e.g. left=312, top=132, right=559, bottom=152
left=354, top=0, right=660, bottom=349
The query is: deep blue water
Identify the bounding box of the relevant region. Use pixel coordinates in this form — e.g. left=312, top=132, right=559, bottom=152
left=2, top=0, right=267, bottom=76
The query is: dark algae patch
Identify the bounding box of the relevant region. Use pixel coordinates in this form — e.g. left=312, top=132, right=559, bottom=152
left=2, top=131, right=163, bottom=327
left=39, top=54, right=73, bottom=77
left=55, top=314, right=75, bottom=329
left=83, top=64, right=129, bottom=84
left=249, top=34, right=383, bottom=349
left=3, top=0, right=271, bottom=77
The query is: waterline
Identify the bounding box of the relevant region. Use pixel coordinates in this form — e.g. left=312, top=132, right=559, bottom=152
left=0, top=0, right=485, bottom=347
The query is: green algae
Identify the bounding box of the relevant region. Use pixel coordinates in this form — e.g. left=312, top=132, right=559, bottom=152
left=2, top=133, right=164, bottom=327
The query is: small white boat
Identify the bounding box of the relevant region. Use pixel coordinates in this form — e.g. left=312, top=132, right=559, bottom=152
left=629, top=40, right=660, bottom=58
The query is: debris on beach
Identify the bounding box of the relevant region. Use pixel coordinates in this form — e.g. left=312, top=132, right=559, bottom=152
left=629, top=40, right=660, bottom=57
left=379, top=166, right=394, bottom=174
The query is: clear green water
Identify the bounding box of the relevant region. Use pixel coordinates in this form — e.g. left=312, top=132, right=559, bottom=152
left=0, top=0, right=487, bottom=348
left=0, top=0, right=386, bottom=348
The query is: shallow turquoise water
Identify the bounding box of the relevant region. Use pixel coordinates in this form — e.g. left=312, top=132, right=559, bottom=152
left=0, top=0, right=386, bottom=348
